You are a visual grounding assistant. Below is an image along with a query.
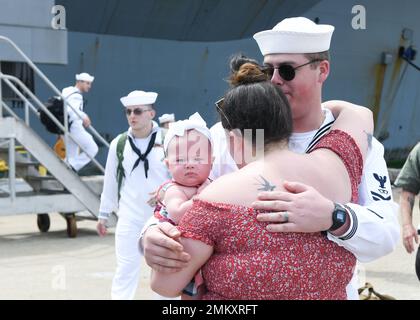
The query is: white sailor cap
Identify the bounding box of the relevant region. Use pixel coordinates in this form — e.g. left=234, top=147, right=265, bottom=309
left=120, top=90, right=158, bottom=107
left=75, top=72, right=95, bottom=82
left=159, top=113, right=175, bottom=124
left=253, top=17, right=335, bottom=55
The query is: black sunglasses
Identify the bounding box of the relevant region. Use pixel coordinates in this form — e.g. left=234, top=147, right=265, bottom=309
left=262, top=59, right=323, bottom=81
left=214, top=97, right=235, bottom=129
left=125, top=108, right=151, bottom=116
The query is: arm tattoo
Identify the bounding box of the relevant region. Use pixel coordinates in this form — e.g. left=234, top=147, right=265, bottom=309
left=364, top=130, right=373, bottom=149
left=255, top=175, right=276, bottom=191
left=408, top=194, right=415, bottom=212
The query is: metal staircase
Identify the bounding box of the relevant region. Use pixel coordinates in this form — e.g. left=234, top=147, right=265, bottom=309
left=0, top=36, right=116, bottom=237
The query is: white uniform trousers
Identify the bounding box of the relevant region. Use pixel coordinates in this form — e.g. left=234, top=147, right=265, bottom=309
left=67, top=123, right=98, bottom=171
left=111, top=214, right=144, bottom=300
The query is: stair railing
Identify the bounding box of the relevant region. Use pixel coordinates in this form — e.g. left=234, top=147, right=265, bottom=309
left=0, top=35, right=109, bottom=172
left=0, top=73, right=105, bottom=172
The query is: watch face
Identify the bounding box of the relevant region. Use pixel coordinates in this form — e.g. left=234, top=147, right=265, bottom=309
left=336, top=211, right=346, bottom=223
left=329, top=204, right=348, bottom=232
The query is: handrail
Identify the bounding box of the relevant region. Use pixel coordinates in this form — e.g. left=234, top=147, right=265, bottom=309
left=0, top=35, right=75, bottom=157
left=1, top=101, right=19, bottom=120
left=0, top=36, right=109, bottom=149
left=1, top=77, right=39, bottom=114
left=1, top=74, right=67, bottom=135
left=0, top=36, right=64, bottom=99
left=0, top=74, right=105, bottom=173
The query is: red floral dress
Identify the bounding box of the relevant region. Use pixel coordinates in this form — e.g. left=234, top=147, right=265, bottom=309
left=178, top=130, right=363, bottom=300
left=310, top=130, right=363, bottom=203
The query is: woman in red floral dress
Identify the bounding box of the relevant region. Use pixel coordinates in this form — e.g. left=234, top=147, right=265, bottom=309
left=151, top=63, right=372, bottom=300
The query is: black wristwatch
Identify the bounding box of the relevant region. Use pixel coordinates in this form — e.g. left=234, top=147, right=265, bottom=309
left=328, top=203, right=348, bottom=232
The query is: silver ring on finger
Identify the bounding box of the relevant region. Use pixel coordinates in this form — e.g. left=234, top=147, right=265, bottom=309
left=283, top=211, right=289, bottom=223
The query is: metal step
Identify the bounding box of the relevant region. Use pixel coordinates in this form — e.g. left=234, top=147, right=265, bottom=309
left=16, top=160, right=40, bottom=167
left=25, top=175, right=65, bottom=192
left=0, top=148, right=41, bottom=179
left=0, top=145, right=27, bottom=157
left=26, top=175, right=56, bottom=181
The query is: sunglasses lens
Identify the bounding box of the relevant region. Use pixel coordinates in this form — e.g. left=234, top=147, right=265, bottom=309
left=262, top=66, right=274, bottom=78
left=126, top=109, right=144, bottom=116
left=278, top=65, right=295, bottom=81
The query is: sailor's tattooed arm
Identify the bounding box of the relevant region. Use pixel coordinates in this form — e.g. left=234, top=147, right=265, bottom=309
left=400, top=190, right=416, bottom=228
left=255, top=175, right=276, bottom=192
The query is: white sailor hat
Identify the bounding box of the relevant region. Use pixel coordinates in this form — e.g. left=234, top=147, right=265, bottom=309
left=120, top=90, right=158, bottom=107
left=75, top=72, right=95, bottom=82
left=159, top=113, right=175, bottom=124
left=253, top=17, right=335, bottom=55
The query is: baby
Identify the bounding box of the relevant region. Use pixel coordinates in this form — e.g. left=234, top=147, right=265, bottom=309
left=155, top=112, right=213, bottom=224
left=154, top=112, right=213, bottom=298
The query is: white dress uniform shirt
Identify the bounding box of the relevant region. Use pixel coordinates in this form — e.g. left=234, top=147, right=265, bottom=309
left=62, top=86, right=88, bottom=125
left=99, top=122, right=169, bottom=223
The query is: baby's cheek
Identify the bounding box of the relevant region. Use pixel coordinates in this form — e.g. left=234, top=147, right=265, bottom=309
left=197, top=164, right=212, bottom=176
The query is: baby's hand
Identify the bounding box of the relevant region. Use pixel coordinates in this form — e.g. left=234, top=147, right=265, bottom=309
left=147, top=190, right=158, bottom=207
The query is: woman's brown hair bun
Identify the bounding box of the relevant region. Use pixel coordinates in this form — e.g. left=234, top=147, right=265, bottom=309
left=230, top=63, right=268, bottom=86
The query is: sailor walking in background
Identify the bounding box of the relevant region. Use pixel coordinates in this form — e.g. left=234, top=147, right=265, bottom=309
left=158, top=113, right=175, bottom=139
left=158, top=113, right=175, bottom=129
left=62, top=72, right=98, bottom=172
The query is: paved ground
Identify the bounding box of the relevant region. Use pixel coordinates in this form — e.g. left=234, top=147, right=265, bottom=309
left=0, top=214, right=154, bottom=300
left=359, top=189, right=420, bottom=300
left=0, top=188, right=418, bottom=300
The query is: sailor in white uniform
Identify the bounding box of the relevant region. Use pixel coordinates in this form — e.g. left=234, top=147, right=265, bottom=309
left=98, top=90, right=169, bottom=300
left=158, top=113, right=175, bottom=129
left=250, top=17, right=399, bottom=299
left=61, top=72, right=98, bottom=171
